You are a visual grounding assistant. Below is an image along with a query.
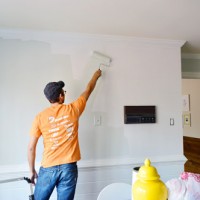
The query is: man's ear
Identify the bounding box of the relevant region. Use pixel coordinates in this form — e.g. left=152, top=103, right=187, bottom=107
left=58, top=93, right=64, bottom=103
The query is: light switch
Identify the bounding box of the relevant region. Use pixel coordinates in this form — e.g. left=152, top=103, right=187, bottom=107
left=94, top=115, right=101, bottom=126
left=170, top=118, right=174, bottom=126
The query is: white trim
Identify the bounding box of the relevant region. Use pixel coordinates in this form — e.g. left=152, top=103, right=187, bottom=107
left=78, top=155, right=186, bottom=168
left=0, top=28, right=185, bottom=47
left=182, top=72, right=200, bottom=79
left=182, top=53, right=200, bottom=59
left=0, top=155, right=186, bottom=174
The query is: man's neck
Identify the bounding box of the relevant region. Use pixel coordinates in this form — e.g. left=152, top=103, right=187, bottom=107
left=51, top=102, right=63, bottom=107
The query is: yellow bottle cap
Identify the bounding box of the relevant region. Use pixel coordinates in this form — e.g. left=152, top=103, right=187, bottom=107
left=137, top=158, right=160, bottom=181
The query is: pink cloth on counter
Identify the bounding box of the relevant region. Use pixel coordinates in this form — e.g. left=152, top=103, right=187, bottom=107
left=166, top=172, right=200, bottom=200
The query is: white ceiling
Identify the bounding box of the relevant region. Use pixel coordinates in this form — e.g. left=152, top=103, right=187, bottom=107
left=0, top=0, right=200, bottom=53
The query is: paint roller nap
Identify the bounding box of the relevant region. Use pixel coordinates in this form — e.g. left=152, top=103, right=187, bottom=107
left=92, top=51, right=112, bottom=66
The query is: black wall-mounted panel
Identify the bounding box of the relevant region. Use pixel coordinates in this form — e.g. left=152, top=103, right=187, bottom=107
left=124, top=106, right=156, bottom=124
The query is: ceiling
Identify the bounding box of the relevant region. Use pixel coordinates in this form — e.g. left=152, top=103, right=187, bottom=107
left=0, top=0, right=200, bottom=53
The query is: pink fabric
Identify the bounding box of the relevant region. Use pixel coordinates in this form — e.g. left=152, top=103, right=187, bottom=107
left=181, top=172, right=200, bottom=182
left=166, top=172, right=200, bottom=200
left=166, top=178, right=186, bottom=200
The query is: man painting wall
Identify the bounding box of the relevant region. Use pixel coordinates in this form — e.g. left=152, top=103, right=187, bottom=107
left=28, top=69, right=102, bottom=200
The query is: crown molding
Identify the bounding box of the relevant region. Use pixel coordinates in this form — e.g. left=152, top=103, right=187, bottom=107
left=182, top=53, right=200, bottom=59
left=0, top=28, right=185, bottom=48
left=182, top=72, right=200, bottom=79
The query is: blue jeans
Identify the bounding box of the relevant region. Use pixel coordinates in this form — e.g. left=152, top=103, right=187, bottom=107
left=34, top=162, right=78, bottom=200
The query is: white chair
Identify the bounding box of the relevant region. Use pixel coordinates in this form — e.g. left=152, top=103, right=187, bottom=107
left=97, top=182, right=132, bottom=200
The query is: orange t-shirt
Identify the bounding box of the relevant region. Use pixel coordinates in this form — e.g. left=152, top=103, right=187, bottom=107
left=30, top=96, right=86, bottom=168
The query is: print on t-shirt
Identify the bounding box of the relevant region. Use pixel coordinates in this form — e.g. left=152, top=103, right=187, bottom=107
left=48, top=115, right=74, bottom=150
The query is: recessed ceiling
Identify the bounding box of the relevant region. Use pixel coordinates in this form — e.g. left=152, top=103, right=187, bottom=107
left=0, top=0, right=200, bottom=53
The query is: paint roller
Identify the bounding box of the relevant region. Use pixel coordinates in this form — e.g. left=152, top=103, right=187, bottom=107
left=92, top=51, right=112, bottom=69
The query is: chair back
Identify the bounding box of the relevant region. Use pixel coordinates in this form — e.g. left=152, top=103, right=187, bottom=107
left=97, top=182, right=132, bottom=200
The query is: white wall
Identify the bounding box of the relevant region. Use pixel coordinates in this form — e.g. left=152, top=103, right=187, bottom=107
left=0, top=30, right=185, bottom=199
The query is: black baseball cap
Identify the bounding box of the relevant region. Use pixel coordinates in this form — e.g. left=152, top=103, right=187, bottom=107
left=44, top=81, right=65, bottom=101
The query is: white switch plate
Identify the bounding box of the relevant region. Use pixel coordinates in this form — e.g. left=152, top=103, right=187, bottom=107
left=170, top=118, right=174, bottom=126
left=94, top=115, right=101, bottom=126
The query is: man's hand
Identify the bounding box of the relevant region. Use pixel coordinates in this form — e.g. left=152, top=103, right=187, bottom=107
left=30, top=169, right=38, bottom=185
left=94, top=69, right=102, bottom=79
